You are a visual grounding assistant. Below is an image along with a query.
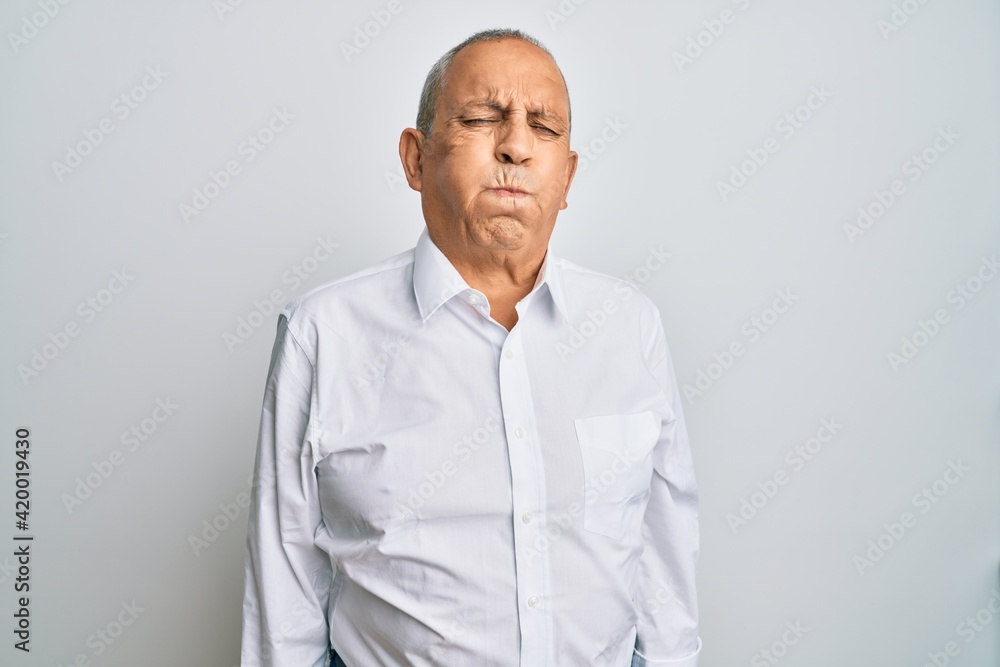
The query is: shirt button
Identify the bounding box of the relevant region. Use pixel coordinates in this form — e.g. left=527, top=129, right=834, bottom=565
left=522, top=512, right=533, bottom=524
left=514, top=427, right=525, bottom=438
left=527, top=596, right=540, bottom=608
left=467, top=294, right=481, bottom=305
left=504, top=349, right=514, bottom=360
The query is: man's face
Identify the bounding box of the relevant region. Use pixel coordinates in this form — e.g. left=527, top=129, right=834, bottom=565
left=411, top=38, right=577, bottom=254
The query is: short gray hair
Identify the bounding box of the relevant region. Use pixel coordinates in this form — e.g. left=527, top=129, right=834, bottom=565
left=415, top=28, right=571, bottom=138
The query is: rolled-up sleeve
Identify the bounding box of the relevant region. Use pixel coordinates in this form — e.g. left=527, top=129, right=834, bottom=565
left=241, top=312, right=332, bottom=667
left=633, top=309, right=701, bottom=667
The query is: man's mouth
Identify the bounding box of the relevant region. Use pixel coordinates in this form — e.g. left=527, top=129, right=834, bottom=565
left=488, top=187, right=529, bottom=198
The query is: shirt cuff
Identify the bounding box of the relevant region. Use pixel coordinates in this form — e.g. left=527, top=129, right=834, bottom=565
left=632, top=637, right=702, bottom=667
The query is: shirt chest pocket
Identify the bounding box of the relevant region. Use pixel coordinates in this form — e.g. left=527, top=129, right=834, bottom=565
left=573, top=411, right=661, bottom=540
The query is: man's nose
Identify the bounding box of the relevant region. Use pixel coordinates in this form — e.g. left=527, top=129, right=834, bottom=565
left=495, top=117, right=533, bottom=165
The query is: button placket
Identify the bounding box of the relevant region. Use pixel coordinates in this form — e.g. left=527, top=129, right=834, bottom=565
left=498, top=326, right=550, bottom=663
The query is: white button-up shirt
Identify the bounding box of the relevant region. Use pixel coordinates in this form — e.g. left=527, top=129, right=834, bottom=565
left=241, top=228, right=701, bottom=667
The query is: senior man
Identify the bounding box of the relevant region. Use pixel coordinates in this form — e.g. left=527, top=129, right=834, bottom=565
left=241, top=28, right=700, bottom=667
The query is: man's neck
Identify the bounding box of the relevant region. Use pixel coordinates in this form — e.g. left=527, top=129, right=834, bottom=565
left=428, top=228, right=548, bottom=331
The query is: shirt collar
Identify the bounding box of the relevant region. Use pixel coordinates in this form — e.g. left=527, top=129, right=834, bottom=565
left=412, top=227, right=569, bottom=324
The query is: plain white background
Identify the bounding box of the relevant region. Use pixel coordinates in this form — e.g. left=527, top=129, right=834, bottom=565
left=1, top=1, right=998, bottom=665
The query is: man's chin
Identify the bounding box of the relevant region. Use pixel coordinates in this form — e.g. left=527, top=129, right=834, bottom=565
left=469, top=217, right=533, bottom=250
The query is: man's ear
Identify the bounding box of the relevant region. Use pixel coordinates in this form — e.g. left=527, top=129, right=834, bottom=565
left=399, top=128, right=425, bottom=192
left=559, top=150, right=579, bottom=210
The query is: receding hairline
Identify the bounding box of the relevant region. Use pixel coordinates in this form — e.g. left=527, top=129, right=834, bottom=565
left=416, top=29, right=571, bottom=138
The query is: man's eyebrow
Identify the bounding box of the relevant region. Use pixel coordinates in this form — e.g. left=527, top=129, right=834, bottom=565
left=526, top=106, right=562, bottom=122
left=458, top=100, right=506, bottom=114
left=457, top=99, right=567, bottom=124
